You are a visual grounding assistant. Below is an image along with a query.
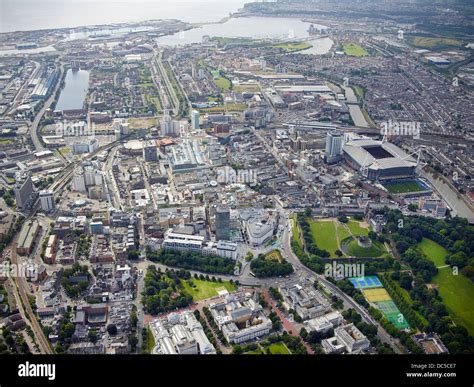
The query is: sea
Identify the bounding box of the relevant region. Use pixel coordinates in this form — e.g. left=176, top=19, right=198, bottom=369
left=0, top=0, right=249, bottom=33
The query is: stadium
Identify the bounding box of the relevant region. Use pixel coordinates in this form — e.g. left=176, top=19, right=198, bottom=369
left=343, top=138, right=417, bottom=181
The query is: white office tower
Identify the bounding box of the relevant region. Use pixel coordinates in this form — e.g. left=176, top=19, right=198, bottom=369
left=39, top=190, right=55, bottom=212
left=191, top=110, right=200, bottom=130
left=143, top=141, right=159, bottom=162
left=160, top=110, right=181, bottom=136
left=85, top=166, right=105, bottom=191
left=73, top=166, right=105, bottom=195
left=325, top=130, right=344, bottom=164
left=14, top=172, right=34, bottom=209
left=197, top=68, right=205, bottom=80
left=71, top=137, right=99, bottom=154
left=72, top=172, right=87, bottom=193
left=114, top=119, right=129, bottom=141
left=84, top=166, right=97, bottom=187
left=160, top=110, right=173, bottom=136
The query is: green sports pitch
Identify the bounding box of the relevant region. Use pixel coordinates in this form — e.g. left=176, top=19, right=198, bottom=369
left=383, top=180, right=427, bottom=194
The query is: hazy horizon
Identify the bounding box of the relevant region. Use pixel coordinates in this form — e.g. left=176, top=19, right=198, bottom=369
left=0, top=0, right=250, bottom=33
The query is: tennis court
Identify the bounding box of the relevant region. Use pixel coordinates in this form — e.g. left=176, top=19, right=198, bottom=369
left=362, top=288, right=391, bottom=302
left=375, top=300, right=410, bottom=330
left=349, top=276, right=383, bottom=289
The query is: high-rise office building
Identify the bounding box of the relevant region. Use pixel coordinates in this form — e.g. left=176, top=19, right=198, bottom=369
left=72, top=172, right=87, bottom=193
left=160, top=110, right=173, bottom=136
left=325, top=130, right=344, bottom=164
left=143, top=141, right=159, bottom=162
left=39, top=190, right=55, bottom=212
left=114, top=119, right=129, bottom=141
left=71, top=137, right=99, bottom=154
left=215, top=206, right=230, bottom=241
left=14, top=172, right=34, bottom=210
left=191, top=110, right=200, bottom=130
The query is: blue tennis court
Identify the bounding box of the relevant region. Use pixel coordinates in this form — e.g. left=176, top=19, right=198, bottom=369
left=349, top=276, right=382, bottom=289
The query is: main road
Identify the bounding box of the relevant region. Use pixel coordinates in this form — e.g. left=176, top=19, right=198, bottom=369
left=9, top=240, right=54, bottom=354
left=280, top=212, right=404, bottom=354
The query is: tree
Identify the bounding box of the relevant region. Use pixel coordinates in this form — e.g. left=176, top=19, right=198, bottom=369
left=250, top=255, right=294, bottom=278
left=129, top=334, right=138, bottom=350
left=338, top=215, right=348, bottom=223
left=107, top=324, right=118, bottom=336
left=399, top=273, right=412, bottom=290
left=232, top=345, right=243, bottom=354
left=299, top=328, right=308, bottom=340
left=128, top=250, right=139, bottom=260
left=88, top=329, right=98, bottom=343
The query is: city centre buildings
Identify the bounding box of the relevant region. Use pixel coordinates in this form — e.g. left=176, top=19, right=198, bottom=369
left=209, top=291, right=272, bottom=344
left=150, top=311, right=216, bottom=355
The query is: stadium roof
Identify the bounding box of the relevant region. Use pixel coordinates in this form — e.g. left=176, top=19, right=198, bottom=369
left=343, top=139, right=417, bottom=170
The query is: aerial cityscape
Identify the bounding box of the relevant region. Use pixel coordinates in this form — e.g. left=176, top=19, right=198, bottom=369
left=0, top=0, right=473, bottom=382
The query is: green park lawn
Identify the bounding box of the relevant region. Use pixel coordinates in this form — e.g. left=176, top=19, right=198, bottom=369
left=233, top=84, right=260, bottom=93
left=408, top=36, right=462, bottom=49
left=265, top=250, right=284, bottom=262
left=0, top=138, right=13, bottom=145
left=347, top=220, right=369, bottom=236
left=144, top=94, right=162, bottom=111
left=211, top=69, right=231, bottom=90
left=245, top=349, right=263, bottom=354
left=244, top=342, right=291, bottom=355
left=343, top=43, right=369, bottom=57
left=353, top=85, right=366, bottom=100
left=147, top=327, right=155, bottom=353
left=345, top=238, right=384, bottom=258
left=182, top=279, right=236, bottom=301
left=291, top=216, right=303, bottom=250
left=337, top=223, right=351, bottom=241
left=308, top=219, right=339, bottom=257
left=418, top=238, right=447, bottom=267
left=267, top=342, right=291, bottom=354
left=224, top=103, right=247, bottom=111
left=273, top=41, right=312, bottom=52
left=418, top=238, right=474, bottom=335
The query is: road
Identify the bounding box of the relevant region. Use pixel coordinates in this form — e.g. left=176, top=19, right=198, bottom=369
left=9, top=239, right=53, bottom=354
left=262, top=289, right=314, bottom=354
left=280, top=212, right=404, bottom=354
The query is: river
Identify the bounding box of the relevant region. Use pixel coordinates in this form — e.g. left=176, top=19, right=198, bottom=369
left=421, top=170, right=474, bottom=222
